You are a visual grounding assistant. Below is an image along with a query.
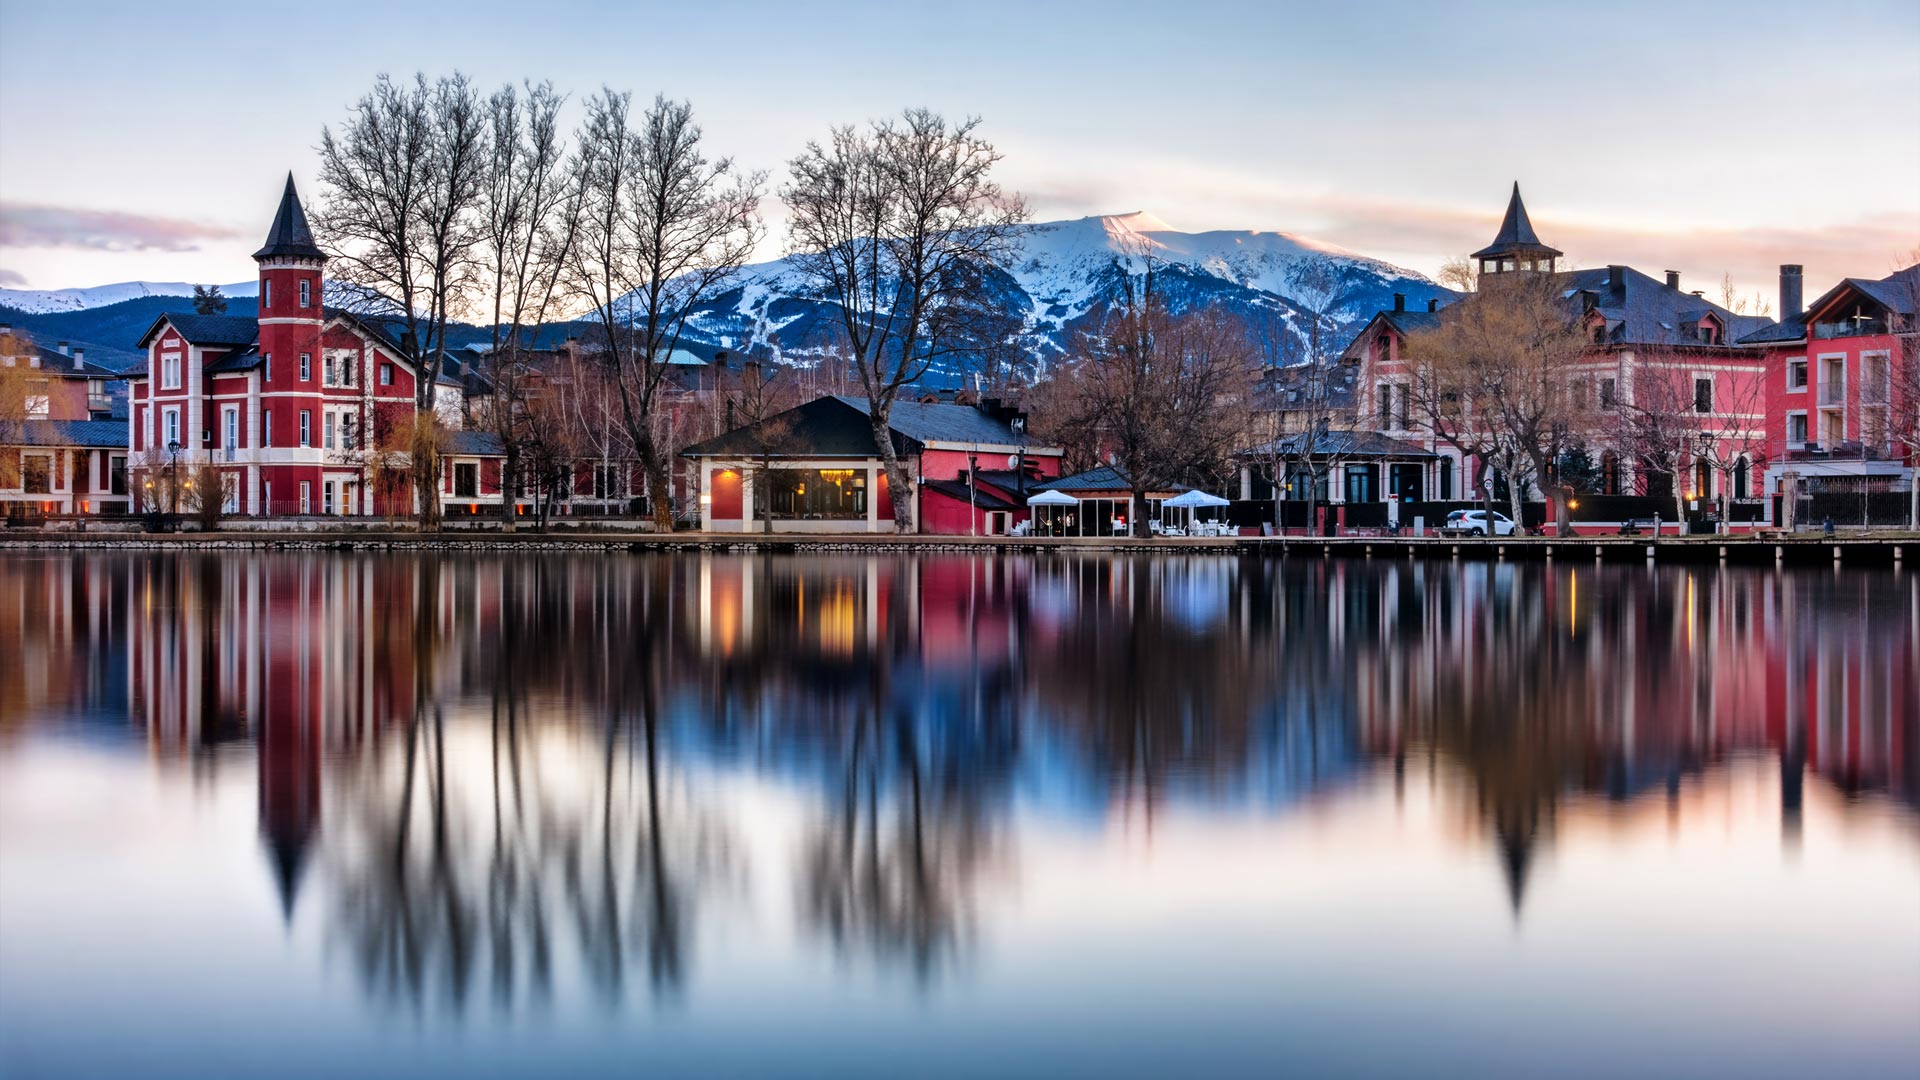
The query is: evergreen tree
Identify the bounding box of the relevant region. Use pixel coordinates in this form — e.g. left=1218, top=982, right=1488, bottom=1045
left=191, top=283, right=227, bottom=315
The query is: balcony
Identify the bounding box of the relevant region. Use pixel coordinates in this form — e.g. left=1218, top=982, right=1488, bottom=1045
left=1817, top=380, right=1846, bottom=406
left=1814, top=319, right=1888, bottom=339
left=86, top=394, right=112, bottom=415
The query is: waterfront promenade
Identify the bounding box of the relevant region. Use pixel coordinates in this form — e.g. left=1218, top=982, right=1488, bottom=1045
left=4, top=528, right=1915, bottom=567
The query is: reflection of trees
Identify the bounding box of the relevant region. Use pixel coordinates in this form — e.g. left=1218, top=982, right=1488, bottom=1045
left=323, top=556, right=734, bottom=1016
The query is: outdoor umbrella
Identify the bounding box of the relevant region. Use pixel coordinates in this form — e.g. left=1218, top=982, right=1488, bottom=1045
left=1026, top=489, right=1080, bottom=536
left=1162, top=489, right=1229, bottom=533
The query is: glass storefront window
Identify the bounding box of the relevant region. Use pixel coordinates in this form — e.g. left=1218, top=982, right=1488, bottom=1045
left=772, top=469, right=867, bottom=520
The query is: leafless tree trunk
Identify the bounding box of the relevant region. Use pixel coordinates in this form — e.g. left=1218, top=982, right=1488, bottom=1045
left=784, top=109, right=1027, bottom=533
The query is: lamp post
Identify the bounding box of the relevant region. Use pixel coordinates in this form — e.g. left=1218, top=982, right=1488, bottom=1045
left=968, top=450, right=979, bottom=538
left=166, top=439, right=181, bottom=517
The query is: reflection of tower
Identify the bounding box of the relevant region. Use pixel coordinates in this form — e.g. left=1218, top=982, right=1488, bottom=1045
left=258, top=701, right=321, bottom=920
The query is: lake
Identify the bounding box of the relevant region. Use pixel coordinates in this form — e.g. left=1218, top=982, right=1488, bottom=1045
left=0, top=551, right=1915, bottom=1078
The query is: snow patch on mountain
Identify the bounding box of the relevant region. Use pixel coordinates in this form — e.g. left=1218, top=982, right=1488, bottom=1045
left=0, top=279, right=257, bottom=314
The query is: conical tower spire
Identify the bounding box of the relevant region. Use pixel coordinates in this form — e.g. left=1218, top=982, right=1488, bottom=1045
left=253, top=172, right=326, bottom=261
left=1471, top=182, right=1561, bottom=271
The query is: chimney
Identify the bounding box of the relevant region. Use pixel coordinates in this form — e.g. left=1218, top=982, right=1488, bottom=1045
left=1427, top=298, right=1439, bottom=313
left=1393, top=293, right=1406, bottom=312
left=1664, top=271, right=1681, bottom=291
left=1779, top=264, right=1804, bottom=320
left=57, top=341, right=70, bottom=356
left=72, top=348, right=85, bottom=365
left=1691, top=290, right=1704, bottom=299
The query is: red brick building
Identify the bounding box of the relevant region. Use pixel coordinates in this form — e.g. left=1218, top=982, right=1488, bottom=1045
left=125, top=176, right=504, bottom=517
left=1745, top=265, right=1918, bottom=506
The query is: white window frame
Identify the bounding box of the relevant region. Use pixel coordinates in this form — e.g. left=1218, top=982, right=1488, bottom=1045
left=324, top=412, right=335, bottom=450
left=1785, top=357, right=1808, bottom=393
left=161, top=353, right=182, bottom=390
left=223, top=407, right=238, bottom=454
left=163, top=407, right=180, bottom=448
left=1785, top=409, right=1809, bottom=447
left=379, top=363, right=393, bottom=387
left=299, top=279, right=311, bottom=308
left=299, top=410, right=311, bottom=448
left=299, top=353, right=311, bottom=382
left=263, top=280, right=271, bottom=308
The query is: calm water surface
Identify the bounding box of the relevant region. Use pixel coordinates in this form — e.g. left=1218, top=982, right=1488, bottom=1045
left=0, top=551, right=1915, bottom=1078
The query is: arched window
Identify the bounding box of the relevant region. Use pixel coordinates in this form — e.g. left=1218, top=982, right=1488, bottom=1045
left=1733, top=456, right=1749, bottom=500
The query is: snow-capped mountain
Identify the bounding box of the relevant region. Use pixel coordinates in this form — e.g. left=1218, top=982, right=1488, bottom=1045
left=0, top=214, right=1448, bottom=381
left=0, top=279, right=256, bottom=315
left=662, top=213, right=1451, bottom=374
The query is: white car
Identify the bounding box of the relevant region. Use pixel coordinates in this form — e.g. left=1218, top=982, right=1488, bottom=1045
left=1446, top=509, right=1517, bottom=537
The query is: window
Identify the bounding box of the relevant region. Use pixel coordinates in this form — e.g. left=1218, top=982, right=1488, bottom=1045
left=299, top=279, right=311, bottom=308
left=263, top=353, right=272, bottom=382
left=1787, top=412, right=1808, bottom=445
left=22, top=455, right=51, bottom=494
left=263, top=410, right=273, bottom=448
left=164, top=408, right=180, bottom=448
left=323, top=354, right=334, bottom=386
left=161, top=353, right=181, bottom=389
left=340, top=352, right=354, bottom=386
left=299, top=353, right=311, bottom=382
left=380, top=363, right=393, bottom=387
left=263, top=280, right=271, bottom=309
left=1693, top=376, right=1713, bottom=414
left=299, top=481, right=310, bottom=514
left=1786, top=359, right=1808, bottom=391
left=322, top=481, right=335, bottom=515
left=453, top=462, right=479, bottom=499
left=25, top=382, right=49, bottom=418
left=299, top=410, right=311, bottom=447
left=1599, top=377, right=1618, bottom=408
left=594, top=464, right=625, bottom=499
left=109, top=454, right=127, bottom=496
left=1571, top=380, right=1589, bottom=411
left=224, top=408, right=238, bottom=453
left=324, top=412, right=335, bottom=450
left=1377, top=383, right=1392, bottom=428
left=769, top=469, right=866, bottom=520
left=1344, top=464, right=1377, bottom=504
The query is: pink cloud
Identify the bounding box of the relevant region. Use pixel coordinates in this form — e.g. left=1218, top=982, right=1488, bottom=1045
left=0, top=202, right=247, bottom=254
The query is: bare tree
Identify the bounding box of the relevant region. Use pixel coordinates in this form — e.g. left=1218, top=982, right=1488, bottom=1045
left=475, top=80, right=579, bottom=531
left=1404, top=275, right=1592, bottom=533
left=784, top=109, right=1027, bottom=532
left=1034, top=266, right=1255, bottom=537
left=314, top=71, right=491, bottom=529
left=566, top=91, right=764, bottom=531
left=1888, top=255, right=1920, bottom=529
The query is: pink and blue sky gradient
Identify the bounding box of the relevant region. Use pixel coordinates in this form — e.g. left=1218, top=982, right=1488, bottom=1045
left=2, top=0, right=1915, bottom=300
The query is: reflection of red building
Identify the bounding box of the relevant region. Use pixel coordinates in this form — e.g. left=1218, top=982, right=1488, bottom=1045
left=127, top=557, right=426, bottom=916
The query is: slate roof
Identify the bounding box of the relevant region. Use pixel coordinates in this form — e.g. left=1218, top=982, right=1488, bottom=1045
left=1738, top=316, right=1807, bottom=345
left=1035, top=465, right=1190, bottom=494
left=1847, top=267, right=1918, bottom=315
left=1471, top=183, right=1562, bottom=259
left=206, top=346, right=263, bottom=374
left=833, top=395, right=1031, bottom=447
left=1241, top=428, right=1438, bottom=460
left=920, top=478, right=1018, bottom=511
left=1560, top=265, right=1773, bottom=347
left=254, top=174, right=328, bottom=261
left=682, top=395, right=1036, bottom=459
left=0, top=419, right=129, bottom=448
left=0, top=338, right=120, bottom=378
left=136, top=312, right=259, bottom=349
left=443, top=430, right=505, bottom=456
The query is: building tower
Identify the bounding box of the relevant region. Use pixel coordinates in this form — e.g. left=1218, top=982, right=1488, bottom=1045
left=254, top=174, right=327, bottom=395
left=1471, top=182, right=1562, bottom=280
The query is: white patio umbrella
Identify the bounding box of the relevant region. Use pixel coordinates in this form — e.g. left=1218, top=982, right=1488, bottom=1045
left=1027, top=489, right=1080, bottom=536
left=1162, top=489, right=1229, bottom=534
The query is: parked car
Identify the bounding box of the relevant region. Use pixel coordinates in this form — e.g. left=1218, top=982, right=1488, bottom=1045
left=1445, top=509, right=1517, bottom=537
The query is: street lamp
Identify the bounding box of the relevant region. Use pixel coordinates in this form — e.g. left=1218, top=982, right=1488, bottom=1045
left=166, top=439, right=181, bottom=517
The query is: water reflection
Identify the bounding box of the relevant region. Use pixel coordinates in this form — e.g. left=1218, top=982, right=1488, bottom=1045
left=0, top=550, right=1915, bottom=1026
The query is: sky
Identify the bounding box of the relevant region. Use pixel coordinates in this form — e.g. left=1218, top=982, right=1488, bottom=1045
left=1, top=0, right=1916, bottom=303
